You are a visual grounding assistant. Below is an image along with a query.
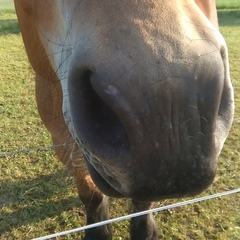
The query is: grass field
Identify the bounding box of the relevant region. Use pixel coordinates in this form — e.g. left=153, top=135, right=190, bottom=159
left=0, top=0, right=13, bottom=8
left=217, top=0, right=240, bottom=9
left=0, top=3, right=240, bottom=240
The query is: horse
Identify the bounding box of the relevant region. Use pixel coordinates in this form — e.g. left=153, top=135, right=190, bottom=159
left=14, top=0, right=234, bottom=239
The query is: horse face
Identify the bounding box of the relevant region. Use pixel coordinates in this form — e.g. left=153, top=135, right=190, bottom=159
left=15, top=0, right=234, bottom=201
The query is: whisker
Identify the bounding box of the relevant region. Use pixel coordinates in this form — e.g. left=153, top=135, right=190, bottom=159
left=40, top=29, right=73, bottom=47
left=200, top=117, right=208, bottom=123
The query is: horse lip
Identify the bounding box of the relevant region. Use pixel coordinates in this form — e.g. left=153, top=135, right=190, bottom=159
left=77, top=140, right=131, bottom=195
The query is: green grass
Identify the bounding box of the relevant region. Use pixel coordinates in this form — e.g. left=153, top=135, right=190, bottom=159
left=0, top=9, right=19, bottom=35
left=217, top=0, right=240, bottom=9
left=0, top=4, right=240, bottom=240
left=0, top=0, right=14, bottom=9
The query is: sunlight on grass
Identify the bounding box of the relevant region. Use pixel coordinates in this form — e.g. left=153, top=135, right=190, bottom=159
left=217, top=0, right=240, bottom=9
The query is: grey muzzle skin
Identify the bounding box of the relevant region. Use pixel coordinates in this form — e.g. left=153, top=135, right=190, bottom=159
left=67, top=48, right=234, bottom=202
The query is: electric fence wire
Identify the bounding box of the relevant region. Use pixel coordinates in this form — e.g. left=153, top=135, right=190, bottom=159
left=32, top=188, right=240, bottom=240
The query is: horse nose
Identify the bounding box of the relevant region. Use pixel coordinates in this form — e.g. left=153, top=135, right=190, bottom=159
left=67, top=67, right=137, bottom=164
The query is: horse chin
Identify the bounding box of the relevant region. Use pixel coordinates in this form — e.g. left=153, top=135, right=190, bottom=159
left=85, top=156, right=124, bottom=198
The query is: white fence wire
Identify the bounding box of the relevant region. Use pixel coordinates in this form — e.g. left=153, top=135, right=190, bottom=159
left=0, top=144, right=65, bottom=158
left=33, top=188, right=240, bottom=240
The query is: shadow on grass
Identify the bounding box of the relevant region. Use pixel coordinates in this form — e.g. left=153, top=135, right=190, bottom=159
left=0, top=19, right=20, bottom=35
left=0, top=169, right=83, bottom=234
left=218, top=9, right=240, bottom=26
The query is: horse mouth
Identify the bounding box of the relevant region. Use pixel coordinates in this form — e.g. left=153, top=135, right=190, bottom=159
left=75, top=139, right=128, bottom=198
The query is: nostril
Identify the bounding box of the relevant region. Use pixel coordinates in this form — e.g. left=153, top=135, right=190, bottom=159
left=68, top=68, right=130, bottom=159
